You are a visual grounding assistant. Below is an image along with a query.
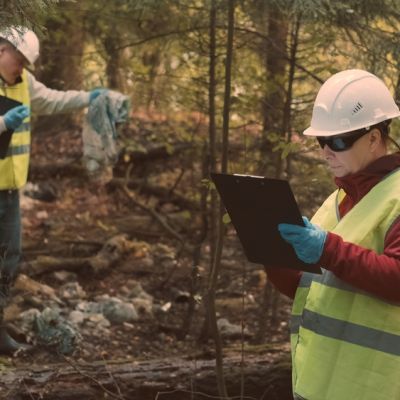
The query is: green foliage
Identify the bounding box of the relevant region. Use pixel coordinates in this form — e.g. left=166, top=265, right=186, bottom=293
left=222, top=212, right=231, bottom=224
left=0, top=0, right=57, bottom=30
left=15, top=0, right=400, bottom=125
left=201, top=178, right=216, bottom=191
left=24, top=0, right=400, bottom=203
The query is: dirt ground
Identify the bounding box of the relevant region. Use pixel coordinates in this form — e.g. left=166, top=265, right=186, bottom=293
left=1, top=118, right=293, bottom=398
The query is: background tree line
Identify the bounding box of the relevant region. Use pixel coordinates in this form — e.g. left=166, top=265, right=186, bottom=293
left=5, top=0, right=400, bottom=179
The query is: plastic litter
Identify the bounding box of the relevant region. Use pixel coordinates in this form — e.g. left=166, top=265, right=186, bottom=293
left=34, top=307, right=81, bottom=355
left=82, top=90, right=130, bottom=181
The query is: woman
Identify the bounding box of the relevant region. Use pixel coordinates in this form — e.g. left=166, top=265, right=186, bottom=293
left=267, top=69, right=400, bottom=400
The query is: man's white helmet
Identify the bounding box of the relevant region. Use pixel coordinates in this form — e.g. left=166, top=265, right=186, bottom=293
left=0, top=26, right=40, bottom=67
left=304, top=69, right=400, bottom=137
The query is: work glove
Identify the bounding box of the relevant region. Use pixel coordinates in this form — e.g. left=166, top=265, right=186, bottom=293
left=278, top=216, right=327, bottom=264
left=3, top=105, right=30, bottom=130
left=89, top=88, right=107, bottom=104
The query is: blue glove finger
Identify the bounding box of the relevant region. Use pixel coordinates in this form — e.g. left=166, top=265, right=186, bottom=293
left=278, top=225, right=304, bottom=248
left=278, top=219, right=327, bottom=264
left=278, top=223, right=304, bottom=235
left=4, top=105, right=30, bottom=130
left=302, top=216, right=313, bottom=227
left=279, top=233, right=303, bottom=248
left=18, top=106, right=30, bottom=119
left=278, top=223, right=303, bottom=238
left=89, top=88, right=107, bottom=104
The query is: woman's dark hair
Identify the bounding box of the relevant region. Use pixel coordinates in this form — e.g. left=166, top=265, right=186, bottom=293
left=374, top=119, right=391, bottom=137
left=374, top=119, right=400, bottom=150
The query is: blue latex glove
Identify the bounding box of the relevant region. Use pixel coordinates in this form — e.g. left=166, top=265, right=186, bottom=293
left=89, top=88, right=107, bottom=104
left=278, top=216, right=327, bottom=264
left=3, top=105, right=30, bottom=130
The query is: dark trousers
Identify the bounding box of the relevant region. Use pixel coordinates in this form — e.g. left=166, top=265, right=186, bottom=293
left=0, top=190, right=21, bottom=314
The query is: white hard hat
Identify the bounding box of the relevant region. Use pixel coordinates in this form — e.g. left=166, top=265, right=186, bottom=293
left=0, top=26, right=40, bottom=67
left=304, top=69, right=400, bottom=137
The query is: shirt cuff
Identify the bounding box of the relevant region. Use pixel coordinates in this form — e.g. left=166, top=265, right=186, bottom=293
left=319, top=232, right=340, bottom=267
left=84, top=92, right=91, bottom=106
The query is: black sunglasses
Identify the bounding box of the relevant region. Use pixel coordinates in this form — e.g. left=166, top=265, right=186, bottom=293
left=316, top=128, right=371, bottom=152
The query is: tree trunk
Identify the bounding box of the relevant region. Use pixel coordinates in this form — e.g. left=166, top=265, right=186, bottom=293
left=284, top=16, right=301, bottom=180
left=103, top=36, right=128, bottom=92
left=259, top=3, right=289, bottom=177
left=206, top=1, right=236, bottom=397
left=34, top=2, right=86, bottom=132
left=199, top=0, right=218, bottom=345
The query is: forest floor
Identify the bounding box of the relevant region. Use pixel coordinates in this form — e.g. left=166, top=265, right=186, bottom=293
left=0, top=113, right=294, bottom=399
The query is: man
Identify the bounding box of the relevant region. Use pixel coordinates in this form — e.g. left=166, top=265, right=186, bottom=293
left=266, top=69, right=400, bottom=399
left=0, top=26, right=104, bottom=354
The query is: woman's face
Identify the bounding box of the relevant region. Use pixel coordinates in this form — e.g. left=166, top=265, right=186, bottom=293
left=320, top=130, right=383, bottom=177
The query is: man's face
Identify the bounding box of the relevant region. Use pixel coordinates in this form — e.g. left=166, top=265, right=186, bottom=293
left=0, top=43, right=27, bottom=85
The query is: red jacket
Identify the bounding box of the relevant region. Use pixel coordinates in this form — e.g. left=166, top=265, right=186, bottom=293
left=265, top=153, right=400, bottom=303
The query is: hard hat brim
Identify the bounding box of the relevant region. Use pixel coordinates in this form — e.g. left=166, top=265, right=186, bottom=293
left=303, top=111, right=400, bottom=137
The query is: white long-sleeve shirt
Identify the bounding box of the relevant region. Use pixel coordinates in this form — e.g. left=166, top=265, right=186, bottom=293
left=0, top=70, right=90, bottom=133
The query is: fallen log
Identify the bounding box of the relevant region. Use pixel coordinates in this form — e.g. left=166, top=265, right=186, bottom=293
left=109, top=177, right=200, bottom=212
left=0, top=353, right=293, bottom=400
left=21, top=234, right=133, bottom=277
left=29, top=142, right=193, bottom=180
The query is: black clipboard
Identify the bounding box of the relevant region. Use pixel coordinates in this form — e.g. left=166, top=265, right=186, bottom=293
left=211, top=172, right=321, bottom=274
left=0, top=95, right=22, bottom=159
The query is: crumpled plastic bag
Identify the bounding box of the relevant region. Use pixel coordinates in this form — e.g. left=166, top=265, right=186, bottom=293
left=82, top=90, right=130, bottom=181
left=34, top=307, right=81, bottom=355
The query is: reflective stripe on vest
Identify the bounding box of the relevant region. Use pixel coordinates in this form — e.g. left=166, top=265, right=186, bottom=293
left=14, top=122, right=30, bottom=133
left=291, top=168, right=400, bottom=400
left=0, top=69, right=31, bottom=189
left=6, top=144, right=30, bottom=157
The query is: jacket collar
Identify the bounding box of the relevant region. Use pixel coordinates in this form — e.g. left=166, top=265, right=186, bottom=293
left=335, top=153, right=400, bottom=203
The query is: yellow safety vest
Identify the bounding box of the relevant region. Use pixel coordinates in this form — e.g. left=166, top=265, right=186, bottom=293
left=0, top=69, right=31, bottom=189
left=291, top=168, right=400, bottom=400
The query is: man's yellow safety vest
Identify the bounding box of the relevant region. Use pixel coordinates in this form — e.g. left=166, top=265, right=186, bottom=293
left=291, top=168, right=400, bottom=400
left=0, top=69, right=31, bottom=189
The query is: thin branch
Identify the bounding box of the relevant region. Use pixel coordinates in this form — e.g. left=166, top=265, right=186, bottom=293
left=62, top=356, right=126, bottom=400
left=234, top=26, right=324, bottom=83
left=102, top=354, right=124, bottom=399
left=117, top=183, right=184, bottom=243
